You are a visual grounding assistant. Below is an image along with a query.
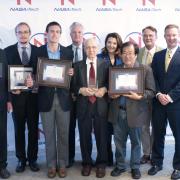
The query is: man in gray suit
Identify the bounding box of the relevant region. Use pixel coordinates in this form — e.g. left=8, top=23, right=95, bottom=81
left=137, top=26, right=162, bottom=164
left=109, top=41, right=155, bottom=179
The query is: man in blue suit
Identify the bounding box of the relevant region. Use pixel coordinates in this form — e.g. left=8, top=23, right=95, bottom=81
left=148, top=24, right=180, bottom=180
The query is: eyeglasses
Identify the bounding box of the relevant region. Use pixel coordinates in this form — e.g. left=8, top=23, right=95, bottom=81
left=16, top=31, right=30, bottom=35
left=122, top=52, right=135, bottom=56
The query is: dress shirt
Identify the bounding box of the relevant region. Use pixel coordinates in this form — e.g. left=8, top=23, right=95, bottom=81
left=47, top=44, right=60, bottom=60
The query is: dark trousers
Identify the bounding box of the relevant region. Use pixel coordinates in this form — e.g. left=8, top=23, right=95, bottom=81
left=107, top=122, right=113, bottom=164
left=12, top=92, right=39, bottom=163
left=78, top=102, right=107, bottom=167
left=0, top=110, right=7, bottom=169
left=152, top=102, right=180, bottom=169
left=69, top=100, right=76, bottom=162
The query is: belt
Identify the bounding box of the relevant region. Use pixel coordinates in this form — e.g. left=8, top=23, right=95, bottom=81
left=118, top=105, right=126, bottom=111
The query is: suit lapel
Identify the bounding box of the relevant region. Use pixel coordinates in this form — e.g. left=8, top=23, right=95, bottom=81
left=81, top=61, right=87, bottom=87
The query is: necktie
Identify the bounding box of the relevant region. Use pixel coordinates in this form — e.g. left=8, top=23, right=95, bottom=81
left=165, top=49, right=172, bottom=71
left=22, top=47, right=29, bottom=65
left=74, top=47, right=78, bottom=62
left=145, top=51, right=152, bottom=65
left=89, top=62, right=96, bottom=104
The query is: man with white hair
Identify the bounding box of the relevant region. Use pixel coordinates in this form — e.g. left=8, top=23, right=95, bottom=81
left=73, top=38, right=108, bottom=178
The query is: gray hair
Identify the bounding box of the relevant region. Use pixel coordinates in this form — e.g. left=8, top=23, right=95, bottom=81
left=69, top=22, right=84, bottom=33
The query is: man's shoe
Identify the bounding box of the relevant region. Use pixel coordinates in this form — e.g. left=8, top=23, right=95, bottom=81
left=0, top=168, right=10, bottom=179
left=81, top=165, right=91, bottom=176
left=29, top=162, right=40, bottom=172
left=140, top=155, right=150, bottom=164
left=131, top=169, right=141, bottom=179
left=16, top=161, right=26, bottom=173
left=58, top=168, right=67, bottom=178
left=171, top=169, right=180, bottom=179
left=96, top=167, right=105, bottom=178
left=111, top=167, right=126, bottom=177
left=47, top=168, right=56, bottom=178
left=148, top=165, right=162, bottom=175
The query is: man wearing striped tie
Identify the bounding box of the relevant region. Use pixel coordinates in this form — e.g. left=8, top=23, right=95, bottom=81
left=5, top=22, right=39, bottom=173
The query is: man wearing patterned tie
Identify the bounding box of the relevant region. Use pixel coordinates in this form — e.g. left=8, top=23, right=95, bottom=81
left=66, top=22, right=86, bottom=167
left=137, top=26, right=162, bottom=164
left=73, top=38, right=108, bottom=178
left=148, top=24, right=180, bottom=179
left=5, top=22, right=39, bottom=173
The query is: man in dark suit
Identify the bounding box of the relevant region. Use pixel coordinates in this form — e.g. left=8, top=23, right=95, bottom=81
left=148, top=24, right=180, bottom=180
left=5, top=22, right=39, bottom=173
left=0, top=49, right=10, bottom=179
left=66, top=22, right=86, bottom=167
left=37, top=21, right=73, bottom=178
left=73, top=38, right=108, bottom=178
left=109, top=41, right=155, bottom=179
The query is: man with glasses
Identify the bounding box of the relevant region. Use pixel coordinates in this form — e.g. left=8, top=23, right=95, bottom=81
left=5, top=22, right=39, bottom=173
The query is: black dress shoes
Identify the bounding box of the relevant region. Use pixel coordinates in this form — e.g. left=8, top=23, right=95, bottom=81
left=0, top=168, right=10, bottom=179
left=111, top=167, right=126, bottom=177
left=171, top=169, right=180, bottom=179
left=66, top=159, right=74, bottom=168
left=29, top=162, right=40, bottom=172
left=148, top=165, right=162, bottom=175
left=81, top=165, right=92, bottom=176
left=131, top=169, right=141, bottom=179
left=140, top=155, right=151, bottom=164
left=16, top=161, right=26, bottom=173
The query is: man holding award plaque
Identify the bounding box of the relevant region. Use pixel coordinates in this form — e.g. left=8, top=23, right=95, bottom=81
left=0, top=49, right=10, bottom=179
left=108, top=41, right=155, bottom=179
left=5, top=22, right=39, bottom=173
left=73, top=38, right=108, bottom=178
left=37, top=21, right=73, bottom=178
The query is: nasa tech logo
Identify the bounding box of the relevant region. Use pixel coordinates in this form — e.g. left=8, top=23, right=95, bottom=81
left=54, top=0, right=82, bottom=12
left=136, top=0, right=161, bottom=12
left=30, top=33, right=47, bottom=47
left=124, top=32, right=144, bottom=48
left=10, top=0, right=39, bottom=12
left=96, top=0, right=123, bottom=12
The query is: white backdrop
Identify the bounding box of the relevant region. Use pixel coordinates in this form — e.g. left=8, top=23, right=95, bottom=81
left=2, top=0, right=178, bottom=150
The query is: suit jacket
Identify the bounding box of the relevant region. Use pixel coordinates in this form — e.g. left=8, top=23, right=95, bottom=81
left=108, top=61, right=156, bottom=127
left=137, top=46, right=162, bottom=65
left=5, top=43, right=38, bottom=103
left=0, top=49, right=8, bottom=110
left=152, top=47, right=180, bottom=109
left=73, top=59, right=109, bottom=119
left=66, top=44, right=86, bottom=63
left=37, top=44, right=73, bottom=112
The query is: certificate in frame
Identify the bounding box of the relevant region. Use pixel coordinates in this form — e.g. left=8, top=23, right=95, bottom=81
left=36, top=57, right=72, bottom=89
left=108, top=67, right=144, bottom=95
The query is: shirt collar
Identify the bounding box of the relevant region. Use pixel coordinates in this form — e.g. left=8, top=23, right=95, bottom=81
left=18, top=42, right=30, bottom=49
left=145, top=46, right=156, bottom=55
left=86, top=57, right=97, bottom=66
left=72, top=44, right=82, bottom=50
left=47, top=44, right=60, bottom=53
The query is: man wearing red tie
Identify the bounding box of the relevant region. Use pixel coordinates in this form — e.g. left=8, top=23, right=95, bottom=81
left=73, top=38, right=108, bottom=178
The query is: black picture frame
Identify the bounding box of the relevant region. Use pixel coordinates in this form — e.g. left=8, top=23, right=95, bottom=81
left=8, top=65, right=33, bottom=91
left=36, top=57, right=72, bottom=89
left=108, top=67, right=144, bottom=95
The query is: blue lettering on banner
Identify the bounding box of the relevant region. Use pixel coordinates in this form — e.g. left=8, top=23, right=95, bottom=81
left=96, top=7, right=122, bottom=11
left=10, top=7, right=39, bottom=11
left=54, top=7, right=82, bottom=11
left=136, top=7, right=161, bottom=12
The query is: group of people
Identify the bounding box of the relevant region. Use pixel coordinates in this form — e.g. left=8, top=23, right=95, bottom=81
left=0, top=21, right=180, bottom=180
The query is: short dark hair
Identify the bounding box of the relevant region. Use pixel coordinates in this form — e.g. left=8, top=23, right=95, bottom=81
left=15, top=22, right=31, bottom=33
left=142, top=26, right=157, bottom=35
left=121, top=41, right=139, bottom=55
left=45, top=21, right=62, bottom=33
left=164, top=24, right=179, bottom=33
